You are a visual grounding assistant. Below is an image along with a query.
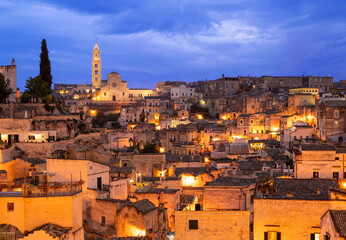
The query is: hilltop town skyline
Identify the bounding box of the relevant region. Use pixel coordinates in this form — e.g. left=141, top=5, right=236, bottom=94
left=1, top=0, right=346, bottom=90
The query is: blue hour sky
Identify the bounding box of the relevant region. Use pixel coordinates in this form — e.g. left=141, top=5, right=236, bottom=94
left=1, top=0, right=346, bottom=90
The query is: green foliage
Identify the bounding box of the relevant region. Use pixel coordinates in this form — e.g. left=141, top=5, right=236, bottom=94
left=238, top=83, right=252, bottom=92
left=23, top=75, right=50, bottom=101
left=111, top=121, right=121, bottom=129
left=190, top=103, right=209, bottom=113
left=139, top=142, right=158, bottom=153
left=0, top=73, right=14, bottom=102
left=92, top=112, right=107, bottom=128
left=106, top=113, right=118, bottom=122
left=40, top=39, right=52, bottom=92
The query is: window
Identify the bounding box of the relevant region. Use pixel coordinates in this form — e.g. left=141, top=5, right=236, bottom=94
left=28, top=135, right=35, bottom=140
left=95, top=64, right=98, bottom=68
left=95, top=77, right=98, bottom=81
left=335, top=157, right=339, bottom=160
left=104, top=92, right=106, bottom=96
left=344, top=172, right=346, bottom=179
left=189, top=220, right=198, bottom=230
left=325, top=233, right=331, bottom=240
left=333, top=172, right=339, bottom=179
left=7, top=203, right=14, bottom=212
left=101, top=216, right=106, bottom=225
left=95, top=70, right=98, bottom=75
left=334, top=110, right=340, bottom=119
left=310, top=233, right=320, bottom=240
left=264, top=231, right=281, bottom=240
left=313, top=171, right=319, bottom=178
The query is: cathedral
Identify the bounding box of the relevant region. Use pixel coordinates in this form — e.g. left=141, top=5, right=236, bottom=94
left=54, top=41, right=155, bottom=102
left=92, top=42, right=155, bottom=102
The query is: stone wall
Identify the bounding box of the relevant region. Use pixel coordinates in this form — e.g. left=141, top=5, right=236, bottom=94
left=175, top=210, right=250, bottom=240
left=253, top=199, right=346, bottom=240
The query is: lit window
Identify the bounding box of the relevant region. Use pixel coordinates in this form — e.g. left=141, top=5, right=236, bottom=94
left=310, top=233, right=320, bottom=240
left=264, top=231, right=281, bottom=240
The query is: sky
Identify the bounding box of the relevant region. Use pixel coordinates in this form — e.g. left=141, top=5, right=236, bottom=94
left=1, top=0, right=346, bottom=90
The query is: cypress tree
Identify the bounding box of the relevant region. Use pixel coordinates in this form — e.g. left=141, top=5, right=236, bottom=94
left=39, top=39, right=52, bottom=92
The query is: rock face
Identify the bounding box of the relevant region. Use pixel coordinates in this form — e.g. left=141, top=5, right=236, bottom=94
left=31, top=119, right=89, bottom=140
left=0, top=103, right=61, bottom=118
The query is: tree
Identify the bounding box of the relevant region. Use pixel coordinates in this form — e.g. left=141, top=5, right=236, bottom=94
left=92, top=112, right=107, bottom=128
left=139, top=142, right=158, bottom=153
left=40, top=39, right=52, bottom=92
left=21, top=75, right=50, bottom=102
left=0, top=73, right=14, bottom=103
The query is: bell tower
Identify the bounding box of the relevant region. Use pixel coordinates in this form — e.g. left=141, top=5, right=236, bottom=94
left=92, top=41, right=101, bottom=89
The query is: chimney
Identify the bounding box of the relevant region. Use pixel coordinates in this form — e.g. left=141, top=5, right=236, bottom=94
left=11, top=58, right=15, bottom=66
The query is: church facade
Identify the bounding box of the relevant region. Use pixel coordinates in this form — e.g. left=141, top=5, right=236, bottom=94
left=55, top=41, right=155, bottom=102
left=92, top=42, right=155, bottom=102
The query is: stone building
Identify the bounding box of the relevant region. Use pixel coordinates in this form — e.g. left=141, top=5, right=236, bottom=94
left=253, top=178, right=346, bottom=240
left=175, top=210, right=250, bottom=240
left=117, top=199, right=165, bottom=239
left=303, top=76, right=333, bottom=93
left=203, top=177, right=255, bottom=211
left=134, top=187, right=180, bottom=231
left=0, top=59, right=17, bottom=102
left=320, top=210, right=346, bottom=240
left=92, top=41, right=102, bottom=89
left=295, top=144, right=346, bottom=179
left=317, top=99, right=346, bottom=142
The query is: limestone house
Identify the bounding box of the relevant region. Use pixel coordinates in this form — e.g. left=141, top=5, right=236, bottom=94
left=0, top=174, right=83, bottom=240
left=253, top=178, right=346, bottom=240
left=166, top=154, right=203, bottom=169
left=295, top=144, right=346, bottom=179
left=45, top=158, right=110, bottom=192
left=280, top=121, right=314, bottom=148
left=203, top=177, right=256, bottom=211
left=317, top=99, right=346, bottom=142
left=320, top=210, right=346, bottom=240
left=134, top=187, right=180, bottom=231
left=117, top=199, right=164, bottom=239
left=174, top=210, right=250, bottom=240
left=174, top=167, right=215, bottom=188
left=0, top=118, right=56, bottom=146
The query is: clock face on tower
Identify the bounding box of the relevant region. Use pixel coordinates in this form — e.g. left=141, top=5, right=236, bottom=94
left=112, top=83, right=117, bottom=88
